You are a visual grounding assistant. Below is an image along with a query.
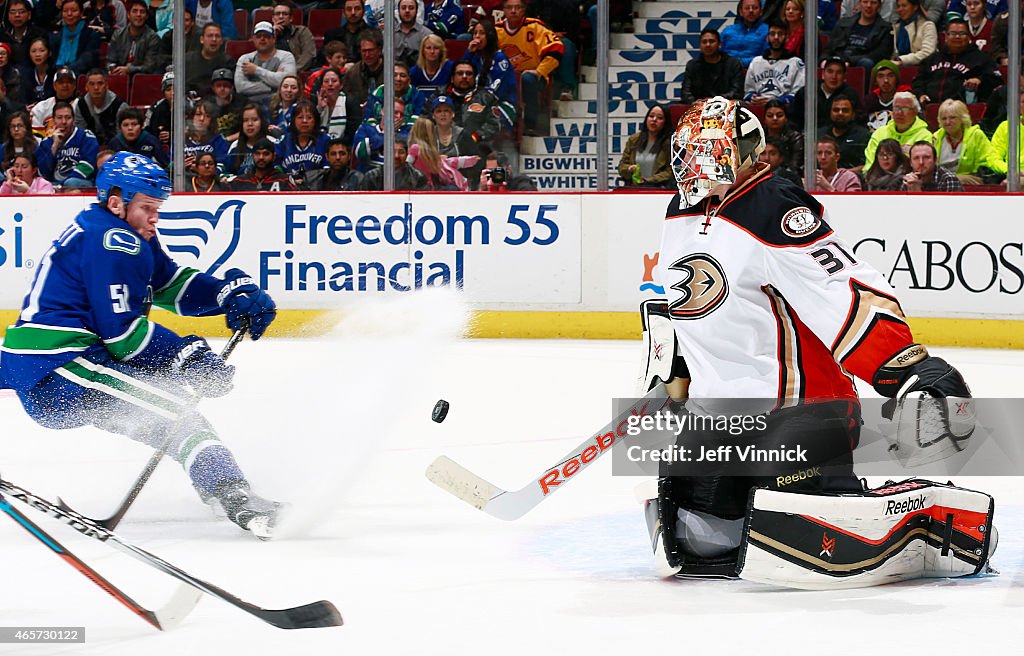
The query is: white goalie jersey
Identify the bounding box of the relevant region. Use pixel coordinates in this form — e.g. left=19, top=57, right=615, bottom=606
left=657, top=165, right=915, bottom=403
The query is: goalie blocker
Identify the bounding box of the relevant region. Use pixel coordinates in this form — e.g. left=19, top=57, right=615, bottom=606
left=737, top=479, right=997, bottom=589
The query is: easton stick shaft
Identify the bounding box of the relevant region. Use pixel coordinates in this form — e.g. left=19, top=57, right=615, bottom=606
left=1, top=478, right=343, bottom=630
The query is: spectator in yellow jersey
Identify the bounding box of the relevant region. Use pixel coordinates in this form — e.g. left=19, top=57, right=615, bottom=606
left=496, top=0, right=565, bottom=136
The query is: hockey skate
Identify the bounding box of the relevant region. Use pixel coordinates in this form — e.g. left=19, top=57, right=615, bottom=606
left=198, top=480, right=281, bottom=540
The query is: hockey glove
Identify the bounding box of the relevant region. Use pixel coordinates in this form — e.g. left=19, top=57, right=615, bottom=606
left=217, top=268, right=277, bottom=340
left=872, top=345, right=975, bottom=464
left=174, top=336, right=235, bottom=397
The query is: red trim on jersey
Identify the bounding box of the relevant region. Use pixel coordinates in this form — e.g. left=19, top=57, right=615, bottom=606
left=790, top=307, right=858, bottom=401
left=766, top=286, right=857, bottom=403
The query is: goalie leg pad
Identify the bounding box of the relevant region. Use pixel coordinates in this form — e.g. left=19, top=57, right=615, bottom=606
left=738, top=479, right=996, bottom=590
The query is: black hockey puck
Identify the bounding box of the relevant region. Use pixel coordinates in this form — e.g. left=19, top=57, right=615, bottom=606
left=432, top=399, right=450, bottom=423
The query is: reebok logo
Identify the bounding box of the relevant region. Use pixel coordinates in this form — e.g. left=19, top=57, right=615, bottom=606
left=537, top=400, right=655, bottom=495
left=885, top=494, right=927, bottom=516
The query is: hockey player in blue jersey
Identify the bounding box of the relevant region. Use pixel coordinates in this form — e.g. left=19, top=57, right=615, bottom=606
left=0, top=153, right=280, bottom=538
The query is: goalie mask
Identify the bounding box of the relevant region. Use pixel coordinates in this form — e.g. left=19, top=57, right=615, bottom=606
left=671, top=97, right=766, bottom=205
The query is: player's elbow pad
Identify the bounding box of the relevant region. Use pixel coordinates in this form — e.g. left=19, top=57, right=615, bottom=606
left=871, top=345, right=971, bottom=400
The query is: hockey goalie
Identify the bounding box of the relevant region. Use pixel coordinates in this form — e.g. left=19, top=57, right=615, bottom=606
left=637, top=97, right=997, bottom=590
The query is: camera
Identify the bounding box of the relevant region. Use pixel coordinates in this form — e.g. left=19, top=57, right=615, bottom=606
left=489, top=167, right=507, bottom=185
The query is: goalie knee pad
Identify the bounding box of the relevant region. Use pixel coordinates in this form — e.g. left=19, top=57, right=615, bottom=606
left=738, top=479, right=996, bottom=590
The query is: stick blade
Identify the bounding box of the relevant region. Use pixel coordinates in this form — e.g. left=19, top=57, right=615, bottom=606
left=255, top=600, right=344, bottom=629
left=426, top=456, right=503, bottom=512
left=153, top=584, right=203, bottom=630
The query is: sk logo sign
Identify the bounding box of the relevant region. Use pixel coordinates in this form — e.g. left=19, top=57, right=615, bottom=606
left=157, top=199, right=245, bottom=275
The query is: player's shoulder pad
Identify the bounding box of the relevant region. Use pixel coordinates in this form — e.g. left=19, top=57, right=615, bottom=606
left=102, top=227, right=142, bottom=256
left=723, top=175, right=832, bottom=247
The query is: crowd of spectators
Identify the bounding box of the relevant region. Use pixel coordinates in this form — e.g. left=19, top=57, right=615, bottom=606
left=0, top=0, right=1020, bottom=194
left=0, top=0, right=578, bottom=193
left=660, top=0, right=1023, bottom=191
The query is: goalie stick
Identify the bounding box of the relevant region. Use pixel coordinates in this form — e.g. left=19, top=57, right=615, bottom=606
left=0, top=492, right=201, bottom=631
left=426, top=386, right=669, bottom=520
left=59, top=325, right=249, bottom=530
left=1, top=477, right=343, bottom=630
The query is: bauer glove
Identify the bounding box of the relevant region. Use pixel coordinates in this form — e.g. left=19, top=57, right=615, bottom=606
left=174, top=336, right=235, bottom=397
left=217, top=268, right=277, bottom=340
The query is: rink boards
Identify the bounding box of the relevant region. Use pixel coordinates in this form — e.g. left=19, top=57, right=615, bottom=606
left=0, top=193, right=1021, bottom=347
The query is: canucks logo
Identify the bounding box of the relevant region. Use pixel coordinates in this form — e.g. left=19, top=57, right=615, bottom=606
left=156, top=199, right=245, bottom=275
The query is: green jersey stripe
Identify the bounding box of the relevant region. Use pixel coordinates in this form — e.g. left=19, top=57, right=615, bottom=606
left=2, top=325, right=100, bottom=352
left=103, top=317, right=153, bottom=361
left=154, top=267, right=200, bottom=315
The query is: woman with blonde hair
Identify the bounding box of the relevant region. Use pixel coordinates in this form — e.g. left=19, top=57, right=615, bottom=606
left=406, top=116, right=478, bottom=191
left=780, top=0, right=806, bottom=56
left=932, top=98, right=995, bottom=185
left=410, top=34, right=453, bottom=97
left=268, top=73, right=304, bottom=138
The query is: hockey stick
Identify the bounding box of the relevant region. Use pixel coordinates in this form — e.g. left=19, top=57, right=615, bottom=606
left=0, top=492, right=201, bottom=631
left=425, top=385, right=669, bottom=520
left=59, top=325, right=249, bottom=530
left=1, top=478, right=343, bottom=630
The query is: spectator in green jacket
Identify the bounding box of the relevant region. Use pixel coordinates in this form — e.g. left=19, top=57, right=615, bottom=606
left=932, top=98, right=997, bottom=185
left=863, top=90, right=933, bottom=168
left=988, top=89, right=1024, bottom=186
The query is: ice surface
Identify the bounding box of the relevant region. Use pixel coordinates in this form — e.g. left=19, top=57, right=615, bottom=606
left=1, top=301, right=1021, bottom=653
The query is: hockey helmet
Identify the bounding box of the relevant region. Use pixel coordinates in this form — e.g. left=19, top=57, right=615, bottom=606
left=96, top=152, right=172, bottom=205
left=670, top=97, right=765, bottom=205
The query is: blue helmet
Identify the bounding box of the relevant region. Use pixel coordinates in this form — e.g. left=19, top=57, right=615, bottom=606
left=96, top=152, right=172, bottom=205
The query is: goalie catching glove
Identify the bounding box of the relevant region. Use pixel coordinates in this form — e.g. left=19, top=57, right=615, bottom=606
left=872, top=345, right=975, bottom=466
left=217, top=269, right=276, bottom=340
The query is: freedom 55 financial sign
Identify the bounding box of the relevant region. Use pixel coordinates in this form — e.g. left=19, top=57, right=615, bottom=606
left=0, top=194, right=581, bottom=308
left=607, top=193, right=1024, bottom=319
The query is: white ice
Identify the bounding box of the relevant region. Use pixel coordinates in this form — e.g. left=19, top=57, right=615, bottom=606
left=1, top=293, right=1022, bottom=654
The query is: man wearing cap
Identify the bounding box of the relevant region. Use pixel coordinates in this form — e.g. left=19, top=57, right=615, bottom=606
left=863, top=59, right=907, bottom=130
left=234, top=21, right=296, bottom=105
left=211, top=67, right=247, bottom=140
left=108, top=0, right=163, bottom=75
left=231, top=137, right=296, bottom=191
left=31, top=65, right=79, bottom=138
left=185, top=0, right=238, bottom=39
left=145, top=71, right=175, bottom=149
left=185, top=22, right=234, bottom=97
left=49, top=0, right=101, bottom=75
left=73, top=68, right=127, bottom=146
left=823, top=0, right=893, bottom=69
left=430, top=60, right=502, bottom=142
left=271, top=2, right=315, bottom=71
left=1, top=0, right=48, bottom=66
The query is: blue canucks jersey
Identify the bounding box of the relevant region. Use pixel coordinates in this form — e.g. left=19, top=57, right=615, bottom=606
left=0, top=205, right=226, bottom=392
left=36, top=127, right=100, bottom=183
left=275, top=133, right=330, bottom=175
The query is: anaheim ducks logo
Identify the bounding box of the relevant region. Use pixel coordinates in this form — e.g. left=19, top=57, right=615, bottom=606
left=667, top=254, right=729, bottom=320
